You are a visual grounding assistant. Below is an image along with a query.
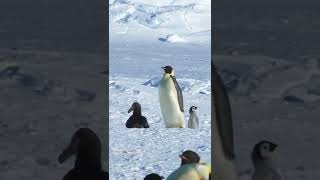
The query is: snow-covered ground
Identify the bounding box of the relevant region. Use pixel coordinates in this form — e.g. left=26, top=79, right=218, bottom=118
left=109, top=0, right=211, bottom=179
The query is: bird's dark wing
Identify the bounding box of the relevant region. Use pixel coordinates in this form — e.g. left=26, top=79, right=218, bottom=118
left=142, top=117, right=150, bottom=128
left=170, top=75, right=184, bottom=112
left=212, top=63, right=235, bottom=160
left=125, top=116, right=135, bottom=128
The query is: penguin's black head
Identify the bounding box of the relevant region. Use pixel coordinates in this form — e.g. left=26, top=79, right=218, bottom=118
left=161, top=65, right=173, bottom=74
left=58, top=128, right=102, bottom=170
left=252, top=140, right=278, bottom=161
left=144, top=173, right=164, bottom=180
left=180, top=150, right=200, bottom=166
left=189, top=106, right=198, bottom=113
left=128, top=102, right=142, bottom=114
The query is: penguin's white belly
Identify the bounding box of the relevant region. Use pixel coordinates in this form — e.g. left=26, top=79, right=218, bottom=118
left=159, top=79, right=185, bottom=128
left=167, top=163, right=210, bottom=180
left=188, top=114, right=199, bottom=129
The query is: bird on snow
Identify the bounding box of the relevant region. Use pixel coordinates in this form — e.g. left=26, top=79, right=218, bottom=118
left=188, top=106, right=199, bottom=129
left=166, top=150, right=211, bottom=180
left=58, top=128, right=108, bottom=180
left=126, top=102, right=149, bottom=128
left=179, top=150, right=201, bottom=166
left=251, top=140, right=282, bottom=180
left=159, top=65, right=185, bottom=128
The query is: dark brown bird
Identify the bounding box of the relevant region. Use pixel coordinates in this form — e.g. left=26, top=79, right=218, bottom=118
left=58, top=128, right=108, bottom=180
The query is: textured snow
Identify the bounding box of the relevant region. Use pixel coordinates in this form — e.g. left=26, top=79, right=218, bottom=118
left=109, top=0, right=211, bottom=44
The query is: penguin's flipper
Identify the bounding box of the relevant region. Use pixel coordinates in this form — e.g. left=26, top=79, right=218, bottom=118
left=212, top=63, right=235, bottom=160
left=170, top=75, right=184, bottom=112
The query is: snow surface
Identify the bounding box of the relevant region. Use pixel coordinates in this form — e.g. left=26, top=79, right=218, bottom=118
left=109, top=0, right=211, bottom=179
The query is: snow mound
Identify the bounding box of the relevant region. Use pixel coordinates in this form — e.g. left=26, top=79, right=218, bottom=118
left=109, top=0, right=196, bottom=29
left=142, top=77, right=211, bottom=94
left=159, top=34, right=187, bottom=43
left=142, top=77, right=162, bottom=87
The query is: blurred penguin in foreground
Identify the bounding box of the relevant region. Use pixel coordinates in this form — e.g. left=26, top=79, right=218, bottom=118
left=166, top=150, right=211, bottom=180
left=58, top=128, right=108, bottom=180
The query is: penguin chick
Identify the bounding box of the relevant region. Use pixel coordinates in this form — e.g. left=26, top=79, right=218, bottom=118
left=144, top=173, right=164, bottom=180
left=58, top=128, right=108, bottom=180
left=188, top=106, right=199, bottom=129
left=126, top=102, right=149, bottom=128
left=251, top=140, right=282, bottom=180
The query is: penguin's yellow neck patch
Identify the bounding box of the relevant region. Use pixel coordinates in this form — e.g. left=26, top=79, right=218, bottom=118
left=163, top=73, right=171, bottom=80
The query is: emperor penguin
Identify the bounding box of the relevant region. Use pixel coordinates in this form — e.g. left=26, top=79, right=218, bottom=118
left=166, top=150, right=211, bottom=180
left=212, top=63, right=238, bottom=180
left=159, top=65, right=185, bottom=128
left=251, top=141, right=282, bottom=180
left=180, top=150, right=200, bottom=165
left=58, top=128, right=108, bottom=180
left=188, top=106, right=199, bottom=129
left=126, top=102, right=149, bottom=128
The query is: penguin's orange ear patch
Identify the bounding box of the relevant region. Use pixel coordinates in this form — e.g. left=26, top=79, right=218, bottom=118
left=179, top=155, right=189, bottom=161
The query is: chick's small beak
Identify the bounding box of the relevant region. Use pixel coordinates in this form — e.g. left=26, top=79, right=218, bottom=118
left=270, top=143, right=278, bottom=151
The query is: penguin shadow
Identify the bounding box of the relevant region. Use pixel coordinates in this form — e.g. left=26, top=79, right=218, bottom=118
left=145, top=150, right=211, bottom=180
left=212, top=63, right=282, bottom=180
left=126, top=102, right=150, bottom=128
left=57, top=128, right=109, bottom=180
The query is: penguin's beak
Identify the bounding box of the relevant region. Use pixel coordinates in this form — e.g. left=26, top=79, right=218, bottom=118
left=179, top=155, right=188, bottom=161
left=128, top=107, right=133, bottom=113
left=58, top=136, right=79, bottom=164
left=270, top=143, right=277, bottom=151
left=161, top=66, right=165, bottom=69
left=58, top=147, right=74, bottom=164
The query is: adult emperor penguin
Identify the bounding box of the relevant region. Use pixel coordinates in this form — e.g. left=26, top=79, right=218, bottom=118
left=58, top=128, right=108, bottom=180
left=166, top=150, right=211, bottom=180
left=251, top=140, right=282, bottom=180
left=126, top=102, right=149, bottom=128
left=159, top=65, right=185, bottom=128
left=212, top=63, right=238, bottom=180
left=188, top=106, right=199, bottom=129
left=180, top=150, right=200, bottom=165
